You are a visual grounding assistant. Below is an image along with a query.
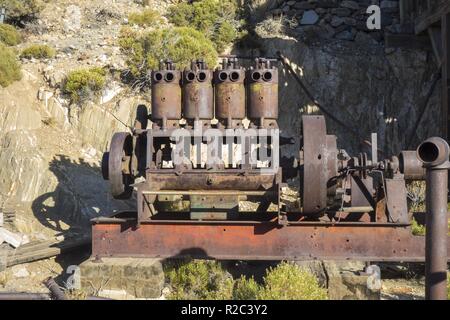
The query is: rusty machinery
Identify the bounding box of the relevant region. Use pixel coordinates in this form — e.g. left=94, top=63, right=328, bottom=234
left=97, top=57, right=450, bottom=297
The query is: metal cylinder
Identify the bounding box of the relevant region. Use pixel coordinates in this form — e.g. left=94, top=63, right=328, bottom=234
left=417, top=137, right=449, bottom=300
left=247, top=58, right=278, bottom=124
left=399, top=151, right=426, bottom=180
left=151, top=60, right=182, bottom=123
left=214, top=58, right=246, bottom=126
left=182, top=59, right=214, bottom=122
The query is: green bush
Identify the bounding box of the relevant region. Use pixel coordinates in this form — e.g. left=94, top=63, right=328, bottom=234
left=166, top=260, right=234, bottom=300
left=165, top=260, right=328, bottom=300
left=258, top=262, right=328, bottom=300
left=411, top=219, right=426, bottom=236
left=63, top=67, right=106, bottom=102
left=0, top=23, right=21, bottom=46
left=119, top=26, right=217, bottom=79
left=128, top=8, right=162, bottom=26
left=448, top=275, right=450, bottom=300
left=233, top=276, right=260, bottom=300
left=0, top=44, right=21, bottom=87
left=166, top=0, right=243, bottom=53
left=20, top=44, right=55, bottom=59
left=411, top=218, right=450, bottom=236
left=0, top=0, right=44, bottom=20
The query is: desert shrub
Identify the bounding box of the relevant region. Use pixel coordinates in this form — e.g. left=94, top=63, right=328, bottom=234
left=0, top=0, right=44, bottom=22
left=119, top=26, right=217, bottom=81
left=20, top=44, right=55, bottom=59
left=166, top=260, right=327, bottom=300
left=411, top=218, right=450, bottom=236
left=411, top=219, right=426, bottom=236
left=0, top=23, right=21, bottom=46
left=258, top=262, right=328, bottom=300
left=166, top=0, right=243, bottom=53
left=166, top=260, right=234, bottom=300
left=0, top=44, right=21, bottom=87
left=233, top=276, right=260, bottom=300
left=63, top=67, right=106, bottom=102
left=128, top=8, right=162, bottom=26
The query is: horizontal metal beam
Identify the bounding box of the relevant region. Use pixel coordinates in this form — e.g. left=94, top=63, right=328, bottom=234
left=142, top=190, right=274, bottom=196
left=92, top=220, right=450, bottom=262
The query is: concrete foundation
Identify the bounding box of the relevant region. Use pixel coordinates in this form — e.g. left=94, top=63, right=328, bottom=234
left=79, top=257, right=164, bottom=299
left=295, top=260, right=381, bottom=300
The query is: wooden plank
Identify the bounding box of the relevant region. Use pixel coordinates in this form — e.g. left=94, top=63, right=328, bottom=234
left=429, top=27, right=443, bottom=64
left=4, top=234, right=90, bottom=267
left=0, top=227, right=26, bottom=248
left=415, top=0, right=450, bottom=34
left=385, top=34, right=432, bottom=49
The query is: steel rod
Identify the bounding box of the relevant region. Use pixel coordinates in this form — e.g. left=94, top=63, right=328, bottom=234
left=425, top=168, right=448, bottom=300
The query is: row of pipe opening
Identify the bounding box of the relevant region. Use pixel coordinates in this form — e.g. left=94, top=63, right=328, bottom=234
left=151, top=59, right=279, bottom=123
left=152, top=70, right=275, bottom=83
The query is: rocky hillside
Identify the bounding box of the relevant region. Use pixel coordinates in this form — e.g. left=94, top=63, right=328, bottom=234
left=0, top=0, right=152, bottom=239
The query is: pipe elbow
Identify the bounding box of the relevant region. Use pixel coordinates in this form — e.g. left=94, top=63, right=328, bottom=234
left=417, top=137, right=450, bottom=168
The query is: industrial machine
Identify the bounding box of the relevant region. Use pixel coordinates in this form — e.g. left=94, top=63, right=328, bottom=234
left=96, top=57, right=450, bottom=264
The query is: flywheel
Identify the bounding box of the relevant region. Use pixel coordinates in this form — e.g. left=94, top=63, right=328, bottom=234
left=300, top=115, right=338, bottom=214
left=102, top=132, right=135, bottom=199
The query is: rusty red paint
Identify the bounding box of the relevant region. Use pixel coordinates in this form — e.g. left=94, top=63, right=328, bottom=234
left=92, top=220, right=449, bottom=261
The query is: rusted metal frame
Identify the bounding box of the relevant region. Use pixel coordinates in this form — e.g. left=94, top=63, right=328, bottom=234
left=92, top=216, right=411, bottom=227
left=141, top=190, right=276, bottom=196
left=91, top=221, right=450, bottom=262
left=145, top=172, right=278, bottom=190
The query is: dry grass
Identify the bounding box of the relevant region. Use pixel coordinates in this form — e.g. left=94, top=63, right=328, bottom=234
left=0, top=269, right=12, bottom=287
left=254, top=15, right=298, bottom=38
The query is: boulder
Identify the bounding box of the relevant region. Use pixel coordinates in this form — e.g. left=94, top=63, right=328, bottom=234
left=300, top=10, right=319, bottom=25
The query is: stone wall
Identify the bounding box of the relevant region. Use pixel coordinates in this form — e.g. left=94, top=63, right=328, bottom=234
left=261, top=0, right=407, bottom=42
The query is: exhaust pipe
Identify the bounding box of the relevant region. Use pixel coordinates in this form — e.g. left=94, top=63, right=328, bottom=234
left=417, top=137, right=449, bottom=300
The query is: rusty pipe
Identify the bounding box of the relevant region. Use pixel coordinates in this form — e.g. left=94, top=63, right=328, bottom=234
left=43, top=277, right=68, bottom=300
left=218, top=71, right=228, bottom=82
left=229, top=71, right=240, bottom=82
left=0, top=293, right=50, bottom=300
left=417, top=137, right=450, bottom=168
left=251, top=71, right=261, bottom=81
left=262, top=71, right=273, bottom=82
left=153, top=72, right=163, bottom=82
left=164, top=72, right=175, bottom=82
left=0, top=292, right=113, bottom=300
left=399, top=151, right=426, bottom=180
left=197, top=71, right=207, bottom=82
left=185, top=71, right=196, bottom=82
left=417, top=137, right=449, bottom=300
